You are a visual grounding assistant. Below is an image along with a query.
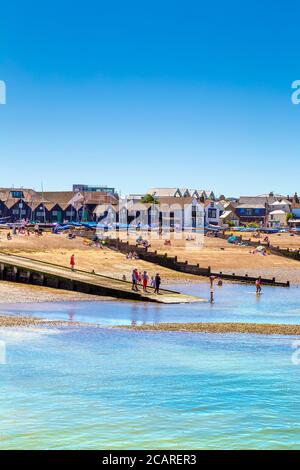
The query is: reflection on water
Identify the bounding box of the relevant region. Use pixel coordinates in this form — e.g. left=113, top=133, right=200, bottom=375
left=0, top=327, right=300, bottom=449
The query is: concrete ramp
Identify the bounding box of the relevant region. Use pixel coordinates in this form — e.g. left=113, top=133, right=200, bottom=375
left=0, top=252, right=205, bottom=304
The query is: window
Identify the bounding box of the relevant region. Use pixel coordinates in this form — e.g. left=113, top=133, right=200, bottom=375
left=208, top=208, right=217, bottom=218
left=10, top=191, right=24, bottom=199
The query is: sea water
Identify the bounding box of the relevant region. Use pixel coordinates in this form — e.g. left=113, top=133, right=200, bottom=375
left=0, top=283, right=299, bottom=449
left=0, top=327, right=300, bottom=449
left=0, top=283, right=299, bottom=326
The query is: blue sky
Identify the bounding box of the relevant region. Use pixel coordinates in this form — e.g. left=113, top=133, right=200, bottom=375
left=0, top=0, right=300, bottom=196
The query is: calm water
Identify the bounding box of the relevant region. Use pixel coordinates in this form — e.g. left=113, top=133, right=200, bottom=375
left=1, top=283, right=299, bottom=326
left=0, top=283, right=300, bottom=449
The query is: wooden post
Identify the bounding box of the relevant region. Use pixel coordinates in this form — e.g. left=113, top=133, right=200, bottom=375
left=0, top=264, right=4, bottom=280
left=13, top=266, right=18, bottom=281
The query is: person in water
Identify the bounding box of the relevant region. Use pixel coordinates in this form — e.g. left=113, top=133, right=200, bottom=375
left=255, top=277, right=262, bottom=294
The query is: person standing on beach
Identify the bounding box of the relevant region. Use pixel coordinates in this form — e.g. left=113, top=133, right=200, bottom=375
left=154, top=273, right=161, bottom=294
left=70, top=254, right=75, bottom=271
left=142, top=271, right=149, bottom=292
left=131, top=268, right=139, bottom=291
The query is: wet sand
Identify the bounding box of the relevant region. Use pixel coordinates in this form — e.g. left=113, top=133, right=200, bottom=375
left=117, top=322, right=300, bottom=336
left=0, top=315, right=82, bottom=327
left=0, top=281, right=114, bottom=303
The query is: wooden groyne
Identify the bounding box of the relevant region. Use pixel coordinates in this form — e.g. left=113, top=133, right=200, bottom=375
left=107, top=238, right=290, bottom=287
left=0, top=252, right=202, bottom=304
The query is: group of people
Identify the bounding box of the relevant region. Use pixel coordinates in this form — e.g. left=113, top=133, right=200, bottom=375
left=126, top=251, right=139, bottom=260
left=131, top=269, right=161, bottom=294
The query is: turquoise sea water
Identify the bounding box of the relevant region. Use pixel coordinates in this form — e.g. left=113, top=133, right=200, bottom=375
left=1, top=283, right=299, bottom=326
left=0, top=283, right=300, bottom=449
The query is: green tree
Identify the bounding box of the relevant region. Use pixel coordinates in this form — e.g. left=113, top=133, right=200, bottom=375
left=286, top=212, right=293, bottom=224
left=141, top=194, right=159, bottom=204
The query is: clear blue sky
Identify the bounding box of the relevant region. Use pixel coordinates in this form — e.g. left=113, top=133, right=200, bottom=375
left=1, top=0, right=300, bottom=197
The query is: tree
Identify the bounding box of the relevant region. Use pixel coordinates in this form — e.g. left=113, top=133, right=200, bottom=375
left=141, top=194, right=159, bottom=204
left=286, top=212, right=293, bottom=224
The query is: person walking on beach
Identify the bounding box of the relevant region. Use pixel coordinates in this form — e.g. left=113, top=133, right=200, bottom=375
left=150, top=276, right=155, bottom=288
left=255, top=277, right=262, bottom=294
left=70, top=254, right=75, bottom=271
left=154, top=273, right=161, bottom=294
left=142, top=271, right=149, bottom=292
left=131, top=268, right=139, bottom=291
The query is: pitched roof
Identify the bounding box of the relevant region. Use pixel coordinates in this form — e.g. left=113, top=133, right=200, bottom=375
left=236, top=203, right=266, bottom=209
left=219, top=210, right=233, bottom=219
left=269, top=209, right=286, bottom=215
left=147, top=188, right=181, bottom=197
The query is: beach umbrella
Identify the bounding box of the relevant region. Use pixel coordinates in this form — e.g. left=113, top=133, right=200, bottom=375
left=227, top=235, right=238, bottom=243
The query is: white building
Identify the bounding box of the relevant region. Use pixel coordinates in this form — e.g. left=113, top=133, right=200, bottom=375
left=204, top=200, right=223, bottom=226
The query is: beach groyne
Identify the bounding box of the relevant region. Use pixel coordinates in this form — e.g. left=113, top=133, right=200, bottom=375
left=107, top=238, right=290, bottom=287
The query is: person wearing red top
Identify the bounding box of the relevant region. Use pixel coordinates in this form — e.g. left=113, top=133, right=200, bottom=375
left=70, top=254, right=75, bottom=271
left=142, top=271, right=149, bottom=292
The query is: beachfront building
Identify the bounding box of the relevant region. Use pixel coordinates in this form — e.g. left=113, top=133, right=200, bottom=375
left=236, top=202, right=267, bottom=226
left=236, top=193, right=297, bottom=227
left=73, top=184, right=117, bottom=195
left=219, top=202, right=240, bottom=226
left=0, top=187, right=118, bottom=223
left=147, top=188, right=216, bottom=201
left=291, top=198, right=300, bottom=219
left=151, top=197, right=204, bottom=230
left=268, top=210, right=287, bottom=228
left=235, top=193, right=280, bottom=226
left=105, top=197, right=204, bottom=231
left=204, top=200, right=223, bottom=226
left=268, top=200, right=291, bottom=228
